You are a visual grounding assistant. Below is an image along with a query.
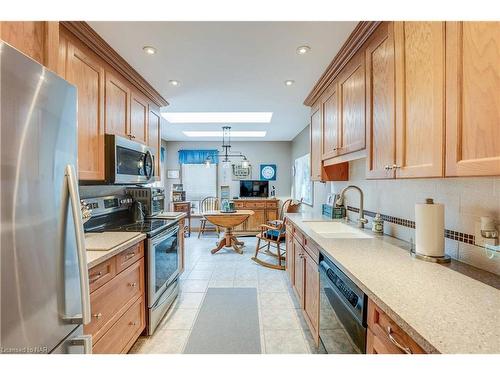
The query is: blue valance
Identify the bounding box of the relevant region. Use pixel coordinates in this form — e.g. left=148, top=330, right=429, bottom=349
left=178, top=149, right=219, bottom=164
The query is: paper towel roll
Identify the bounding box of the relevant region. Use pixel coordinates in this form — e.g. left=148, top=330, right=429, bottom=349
left=415, top=200, right=445, bottom=257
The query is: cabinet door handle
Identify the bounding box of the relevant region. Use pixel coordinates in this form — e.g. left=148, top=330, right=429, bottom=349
left=392, top=164, right=401, bottom=170
left=384, top=165, right=393, bottom=171
left=93, top=312, right=102, bottom=319
left=125, top=252, right=136, bottom=260
left=128, top=282, right=137, bottom=288
left=89, top=271, right=103, bottom=283
left=129, top=321, right=138, bottom=326
left=386, top=326, right=412, bottom=354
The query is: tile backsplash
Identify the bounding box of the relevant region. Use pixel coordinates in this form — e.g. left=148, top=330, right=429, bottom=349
left=307, top=158, right=500, bottom=275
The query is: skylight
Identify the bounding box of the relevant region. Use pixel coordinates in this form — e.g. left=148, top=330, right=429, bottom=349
left=162, top=112, right=273, bottom=123
left=183, top=131, right=267, bottom=138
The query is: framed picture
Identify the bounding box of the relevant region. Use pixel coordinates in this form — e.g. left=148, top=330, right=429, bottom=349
left=260, top=164, right=277, bottom=180
left=232, top=164, right=251, bottom=180
left=167, top=169, right=180, bottom=179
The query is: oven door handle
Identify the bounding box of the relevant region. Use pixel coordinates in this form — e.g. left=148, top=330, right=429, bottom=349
left=152, top=225, right=179, bottom=244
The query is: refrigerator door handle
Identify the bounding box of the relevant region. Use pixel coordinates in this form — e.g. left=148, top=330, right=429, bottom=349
left=69, top=335, right=93, bottom=354
left=66, top=164, right=91, bottom=325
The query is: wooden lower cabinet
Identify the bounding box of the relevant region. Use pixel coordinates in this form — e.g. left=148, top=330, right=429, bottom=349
left=92, top=296, right=145, bottom=354
left=246, top=209, right=266, bottom=231
left=303, top=250, right=320, bottom=344
left=232, top=199, right=279, bottom=235
left=292, top=237, right=305, bottom=307
left=286, top=224, right=428, bottom=353
left=285, top=227, right=294, bottom=283
left=85, top=240, right=146, bottom=354
left=366, top=298, right=426, bottom=354
left=287, top=225, right=320, bottom=345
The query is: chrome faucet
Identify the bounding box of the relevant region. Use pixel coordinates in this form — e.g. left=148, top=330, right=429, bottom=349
left=335, top=185, right=368, bottom=229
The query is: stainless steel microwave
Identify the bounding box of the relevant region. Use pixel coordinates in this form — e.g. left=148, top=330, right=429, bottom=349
left=105, top=134, right=154, bottom=184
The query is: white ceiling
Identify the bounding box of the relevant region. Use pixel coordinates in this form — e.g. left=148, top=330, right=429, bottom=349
left=88, top=21, right=357, bottom=141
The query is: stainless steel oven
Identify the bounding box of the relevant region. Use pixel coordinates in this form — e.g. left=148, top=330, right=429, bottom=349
left=105, top=134, right=154, bottom=184
left=148, top=224, right=180, bottom=334
left=319, top=253, right=367, bottom=353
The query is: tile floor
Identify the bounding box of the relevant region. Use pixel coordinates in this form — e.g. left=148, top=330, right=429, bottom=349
left=130, top=234, right=357, bottom=354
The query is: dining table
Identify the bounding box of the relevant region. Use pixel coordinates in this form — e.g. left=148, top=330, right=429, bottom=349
left=202, top=210, right=254, bottom=254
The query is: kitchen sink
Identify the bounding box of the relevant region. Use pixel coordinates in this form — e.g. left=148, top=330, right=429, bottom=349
left=302, top=221, right=373, bottom=239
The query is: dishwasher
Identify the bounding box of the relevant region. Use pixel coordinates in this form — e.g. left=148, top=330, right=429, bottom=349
left=319, top=253, right=367, bottom=353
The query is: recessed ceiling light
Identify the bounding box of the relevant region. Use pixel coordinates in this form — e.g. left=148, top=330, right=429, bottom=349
left=162, top=112, right=273, bottom=123
left=142, top=46, right=156, bottom=55
left=285, top=80, right=295, bottom=87
left=169, top=80, right=180, bottom=86
left=183, top=131, right=267, bottom=138
left=296, top=45, right=311, bottom=55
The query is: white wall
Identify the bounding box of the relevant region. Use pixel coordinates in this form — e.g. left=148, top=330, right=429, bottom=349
left=291, top=125, right=500, bottom=275
left=164, top=140, right=292, bottom=205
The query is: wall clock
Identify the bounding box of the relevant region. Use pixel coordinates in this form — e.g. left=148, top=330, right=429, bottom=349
left=260, top=164, right=276, bottom=181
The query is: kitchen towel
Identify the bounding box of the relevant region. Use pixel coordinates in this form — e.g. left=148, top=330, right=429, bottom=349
left=415, top=199, right=445, bottom=257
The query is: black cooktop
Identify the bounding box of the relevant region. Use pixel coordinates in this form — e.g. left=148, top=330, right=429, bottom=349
left=105, top=219, right=174, bottom=237
left=85, top=211, right=176, bottom=238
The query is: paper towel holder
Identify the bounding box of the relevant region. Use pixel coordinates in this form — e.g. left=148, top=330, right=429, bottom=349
left=409, top=238, right=451, bottom=263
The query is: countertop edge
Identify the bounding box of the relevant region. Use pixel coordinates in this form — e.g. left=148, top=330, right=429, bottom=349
left=86, top=233, right=147, bottom=269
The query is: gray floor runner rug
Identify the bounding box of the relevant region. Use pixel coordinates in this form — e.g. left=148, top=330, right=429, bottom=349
left=183, top=287, right=261, bottom=354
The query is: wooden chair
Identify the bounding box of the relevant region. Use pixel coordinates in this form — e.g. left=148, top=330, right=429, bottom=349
left=198, top=196, right=220, bottom=238
left=252, top=199, right=302, bottom=270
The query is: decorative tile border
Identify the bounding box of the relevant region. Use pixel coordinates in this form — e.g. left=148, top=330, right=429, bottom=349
left=346, top=206, right=476, bottom=245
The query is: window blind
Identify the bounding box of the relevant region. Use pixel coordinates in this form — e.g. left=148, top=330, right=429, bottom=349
left=181, top=163, right=217, bottom=201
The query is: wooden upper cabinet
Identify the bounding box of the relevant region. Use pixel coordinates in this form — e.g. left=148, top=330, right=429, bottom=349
left=365, top=22, right=396, bottom=179
left=130, top=92, right=148, bottom=143
left=105, top=73, right=130, bottom=138
left=65, top=42, right=105, bottom=181
left=445, top=22, right=500, bottom=176
left=321, top=81, right=340, bottom=160
left=338, top=49, right=366, bottom=155
left=310, top=104, right=323, bottom=181
left=148, top=105, right=162, bottom=180
left=394, top=22, right=445, bottom=178
left=0, top=21, right=59, bottom=72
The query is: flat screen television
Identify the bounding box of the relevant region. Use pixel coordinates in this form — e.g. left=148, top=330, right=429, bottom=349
left=240, top=180, right=269, bottom=198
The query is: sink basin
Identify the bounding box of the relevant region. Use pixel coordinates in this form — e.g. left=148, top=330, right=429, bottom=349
left=302, top=221, right=373, bottom=239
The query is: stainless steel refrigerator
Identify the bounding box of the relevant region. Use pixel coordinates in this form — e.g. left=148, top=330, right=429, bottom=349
left=1, top=42, right=92, bottom=354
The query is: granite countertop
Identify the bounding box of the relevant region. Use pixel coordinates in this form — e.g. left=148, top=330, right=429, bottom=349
left=85, top=232, right=146, bottom=269
left=286, top=212, right=500, bottom=354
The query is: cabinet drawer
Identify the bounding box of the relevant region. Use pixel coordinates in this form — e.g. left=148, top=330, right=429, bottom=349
left=88, top=258, right=116, bottom=293
left=266, top=201, right=278, bottom=208
left=234, top=201, right=245, bottom=209
left=116, top=241, right=144, bottom=273
left=92, top=296, right=145, bottom=354
left=246, top=201, right=266, bottom=209
left=367, top=299, right=425, bottom=354
left=85, top=258, right=144, bottom=342
left=303, top=237, right=320, bottom=264
left=293, top=228, right=305, bottom=245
